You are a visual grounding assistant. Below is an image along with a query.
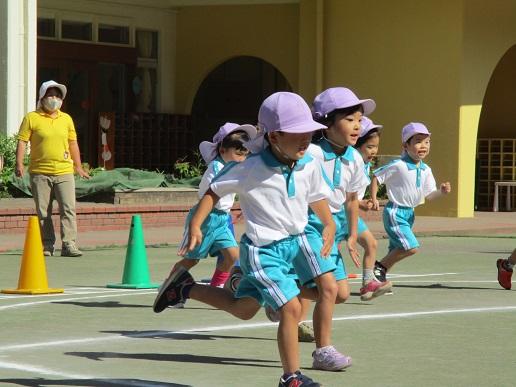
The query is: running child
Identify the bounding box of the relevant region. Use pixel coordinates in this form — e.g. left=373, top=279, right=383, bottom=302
left=353, top=116, right=393, bottom=300
left=497, top=248, right=516, bottom=290
left=153, top=92, right=335, bottom=387
left=172, top=122, right=257, bottom=291
left=371, top=122, right=451, bottom=283
left=294, top=87, right=375, bottom=369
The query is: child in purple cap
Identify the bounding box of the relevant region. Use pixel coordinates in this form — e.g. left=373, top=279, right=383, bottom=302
left=153, top=92, right=334, bottom=387
left=353, top=116, right=393, bottom=300
left=371, top=122, right=451, bottom=284
left=298, top=86, right=374, bottom=369
left=162, top=122, right=256, bottom=307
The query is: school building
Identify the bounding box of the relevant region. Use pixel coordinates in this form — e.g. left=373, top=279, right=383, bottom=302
left=1, top=0, right=515, bottom=217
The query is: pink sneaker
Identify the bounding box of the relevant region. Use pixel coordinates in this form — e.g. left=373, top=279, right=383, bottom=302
left=312, top=346, right=352, bottom=371
left=497, top=259, right=513, bottom=290
left=360, top=280, right=393, bottom=301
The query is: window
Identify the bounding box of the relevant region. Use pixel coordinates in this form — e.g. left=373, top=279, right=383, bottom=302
left=37, top=18, right=56, bottom=38
left=61, top=20, right=92, bottom=41
left=98, top=24, right=129, bottom=44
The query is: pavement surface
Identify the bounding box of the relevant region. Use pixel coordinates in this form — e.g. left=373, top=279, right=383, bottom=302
left=0, top=197, right=514, bottom=253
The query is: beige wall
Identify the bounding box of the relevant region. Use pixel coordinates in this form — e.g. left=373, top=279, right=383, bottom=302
left=322, top=0, right=463, bottom=216
left=38, top=0, right=177, bottom=113
left=174, top=3, right=299, bottom=114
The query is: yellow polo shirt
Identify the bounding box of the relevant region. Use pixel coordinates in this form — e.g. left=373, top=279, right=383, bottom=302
left=17, top=110, right=77, bottom=175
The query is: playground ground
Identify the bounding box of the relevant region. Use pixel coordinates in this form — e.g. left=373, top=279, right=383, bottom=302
left=0, top=230, right=515, bottom=386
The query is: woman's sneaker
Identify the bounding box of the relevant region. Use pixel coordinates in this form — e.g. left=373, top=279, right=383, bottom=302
left=312, top=345, right=352, bottom=371
left=278, top=371, right=321, bottom=387
left=360, top=279, right=393, bottom=301
left=153, top=267, right=194, bottom=313
left=497, top=258, right=513, bottom=290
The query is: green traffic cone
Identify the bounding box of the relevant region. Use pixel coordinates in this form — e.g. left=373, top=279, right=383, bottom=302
left=107, top=215, right=160, bottom=289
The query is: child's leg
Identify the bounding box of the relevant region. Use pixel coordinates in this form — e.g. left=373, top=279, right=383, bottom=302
left=335, top=279, right=350, bottom=304
left=277, top=297, right=303, bottom=374
left=380, top=247, right=418, bottom=270
left=170, top=258, right=198, bottom=276
left=358, top=229, right=377, bottom=282
left=210, top=246, right=239, bottom=287
left=189, top=283, right=261, bottom=320
left=312, top=272, right=337, bottom=348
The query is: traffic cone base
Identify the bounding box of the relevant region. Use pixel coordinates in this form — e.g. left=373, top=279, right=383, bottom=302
left=107, top=214, right=159, bottom=289
left=107, top=282, right=159, bottom=289
left=1, top=287, right=64, bottom=295
left=1, top=216, right=64, bottom=295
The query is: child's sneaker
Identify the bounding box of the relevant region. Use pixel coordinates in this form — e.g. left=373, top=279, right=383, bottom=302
left=373, top=261, right=387, bottom=282
left=360, top=279, right=392, bottom=301
left=497, top=258, right=513, bottom=290
left=224, top=270, right=242, bottom=293
left=278, top=371, right=321, bottom=387
left=312, top=345, right=352, bottom=371
left=298, top=322, right=315, bottom=343
left=153, top=267, right=194, bottom=313
left=265, top=305, right=281, bottom=322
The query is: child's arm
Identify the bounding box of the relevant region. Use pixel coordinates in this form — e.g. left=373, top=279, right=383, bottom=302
left=309, top=199, right=336, bottom=258
left=359, top=199, right=373, bottom=211
left=425, top=182, right=451, bottom=201
left=370, top=176, right=380, bottom=211
left=345, top=192, right=361, bottom=268
left=178, top=188, right=220, bottom=256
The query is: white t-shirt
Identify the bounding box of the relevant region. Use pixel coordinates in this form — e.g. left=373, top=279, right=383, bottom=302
left=357, top=162, right=372, bottom=201
left=308, top=140, right=369, bottom=213
left=198, top=157, right=236, bottom=212
left=373, top=156, right=437, bottom=208
left=210, top=147, right=331, bottom=246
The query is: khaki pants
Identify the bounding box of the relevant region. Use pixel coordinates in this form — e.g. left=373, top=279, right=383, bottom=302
left=30, top=173, right=77, bottom=249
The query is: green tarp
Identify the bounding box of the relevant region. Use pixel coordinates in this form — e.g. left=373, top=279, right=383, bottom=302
left=10, top=168, right=201, bottom=198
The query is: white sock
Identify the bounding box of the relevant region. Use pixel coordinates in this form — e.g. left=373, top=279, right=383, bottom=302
left=363, top=269, right=375, bottom=284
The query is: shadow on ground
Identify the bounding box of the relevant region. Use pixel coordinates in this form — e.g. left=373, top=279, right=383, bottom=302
left=66, top=351, right=280, bottom=369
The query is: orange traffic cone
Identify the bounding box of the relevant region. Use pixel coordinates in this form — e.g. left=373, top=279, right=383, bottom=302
left=1, top=216, right=64, bottom=295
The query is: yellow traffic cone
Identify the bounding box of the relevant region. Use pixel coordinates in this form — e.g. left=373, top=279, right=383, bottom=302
left=1, top=216, right=64, bottom=295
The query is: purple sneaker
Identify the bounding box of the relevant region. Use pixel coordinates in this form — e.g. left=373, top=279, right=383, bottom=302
left=312, top=346, right=352, bottom=371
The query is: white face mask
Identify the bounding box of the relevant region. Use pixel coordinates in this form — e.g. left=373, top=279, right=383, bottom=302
left=42, top=97, right=62, bottom=112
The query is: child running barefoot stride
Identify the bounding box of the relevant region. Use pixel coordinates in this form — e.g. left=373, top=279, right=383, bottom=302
left=371, top=122, right=451, bottom=284
left=497, top=248, right=516, bottom=290
left=170, top=122, right=256, bottom=306
left=353, top=116, right=392, bottom=300
left=153, top=92, right=335, bottom=387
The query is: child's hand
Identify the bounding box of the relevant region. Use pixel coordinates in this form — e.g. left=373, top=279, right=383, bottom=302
left=359, top=200, right=373, bottom=212
left=346, top=235, right=361, bottom=268
left=371, top=198, right=380, bottom=211
left=440, top=182, right=451, bottom=194
left=178, top=226, right=202, bottom=256
left=320, top=224, right=336, bottom=258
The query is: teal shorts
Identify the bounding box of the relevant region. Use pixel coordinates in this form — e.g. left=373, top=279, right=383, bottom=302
left=302, top=210, right=347, bottom=288
left=335, top=210, right=369, bottom=239
left=383, top=202, right=419, bottom=251
left=236, top=233, right=322, bottom=311
left=179, top=206, right=238, bottom=260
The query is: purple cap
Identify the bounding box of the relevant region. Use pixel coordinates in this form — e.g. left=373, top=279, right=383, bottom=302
left=359, top=116, right=383, bottom=138
left=312, top=87, right=376, bottom=119
left=401, top=122, right=431, bottom=143
left=199, top=122, right=257, bottom=162
left=258, top=92, right=327, bottom=134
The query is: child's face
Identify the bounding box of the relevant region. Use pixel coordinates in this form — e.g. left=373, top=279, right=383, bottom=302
left=328, top=111, right=362, bottom=147
left=269, top=131, right=313, bottom=163
left=219, top=147, right=249, bottom=163
left=358, top=135, right=380, bottom=163
left=404, top=134, right=431, bottom=161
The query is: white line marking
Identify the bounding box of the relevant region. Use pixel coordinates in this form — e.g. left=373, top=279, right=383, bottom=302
left=0, top=291, right=156, bottom=311
left=1, top=305, right=515, bottom=353
left=387, top=272, right=458, bottom=278
left=0, top=287, right=155, bottom=300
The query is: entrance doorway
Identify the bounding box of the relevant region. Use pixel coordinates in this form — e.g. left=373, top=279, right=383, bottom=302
left=476, top=45, right=516, bottom=211
left=37, top=40, right=136, bottom=167
left=191, top=56, right=292, bottom=144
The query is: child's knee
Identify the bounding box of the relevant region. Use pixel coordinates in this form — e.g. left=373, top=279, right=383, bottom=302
left=280, top=299, right=302, bottom=320
left=406, top=248, right=418, bottom=256
left=317, top=276, right=338, bottom=300
left=335, top=287, right=350, bottom=304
